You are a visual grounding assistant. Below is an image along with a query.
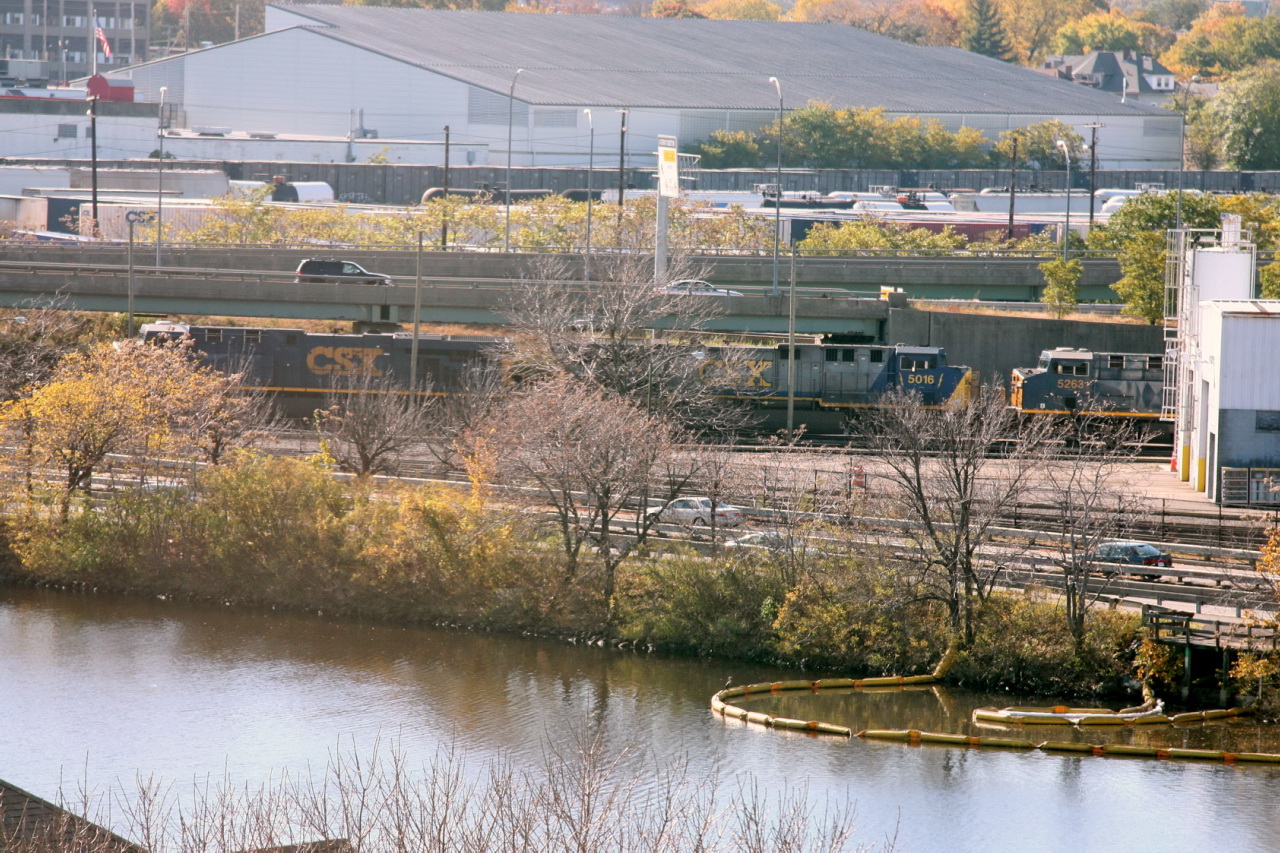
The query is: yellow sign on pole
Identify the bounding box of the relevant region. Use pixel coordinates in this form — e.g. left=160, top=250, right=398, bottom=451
left=657, top=134, right=679, bottom=199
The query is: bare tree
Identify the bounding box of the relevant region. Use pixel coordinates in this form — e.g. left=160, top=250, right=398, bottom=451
left=855, top=386, right=1058, bottom=646
left=471, top=375, right=681, bottom=620
left=0, top=296, right=93, bottom=403
left=2, top=732, right=865, bottom=852
left=499, top=251, right=755, bottom=435
left=687, top=439, right=750, bottom=546
left=315, top=371, right=432, bottom=476
left=174, top=351, right=279, bottom=467
left=1041, top=418, right=1148, bottom=647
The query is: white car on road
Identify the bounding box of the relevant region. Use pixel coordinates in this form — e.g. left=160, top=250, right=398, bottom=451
left=655, top=279, right=744, bottom=297
left=646, top=497, right=745, bottom=528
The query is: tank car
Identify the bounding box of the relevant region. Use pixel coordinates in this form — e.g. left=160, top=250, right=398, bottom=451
left=1010, top=347, right=1165, bottom=423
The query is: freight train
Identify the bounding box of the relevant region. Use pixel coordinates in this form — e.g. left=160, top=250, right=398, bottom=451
left=143, top=324, right=1170, bottom=435
left=1009, top=347, right=1167, bottom=427
left=140, top=323, right=978, bottom=429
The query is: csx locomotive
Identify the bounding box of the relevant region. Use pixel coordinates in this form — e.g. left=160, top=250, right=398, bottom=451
left=141, top=323, right=978, bottom=427
left=1009, top=347, right=1166, bottom=425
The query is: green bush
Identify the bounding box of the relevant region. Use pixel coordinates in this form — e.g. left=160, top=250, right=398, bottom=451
left=771, top=575, right=949, bottom=674
left=953, top=591, right=1143, bottom=696
left=617, top=553, right=790, bottom=658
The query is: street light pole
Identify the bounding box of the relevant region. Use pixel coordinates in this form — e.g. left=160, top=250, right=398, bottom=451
left=127, top=217, right=135, bottom=336
left=1056, top=139, right=1071, bottom=262
left=156, top=86, right=167, bottom=267
left=503, top=68, right=523, bottom=253
left=583, top=108, right=594, bottom=282
left=441, top=124, right=450, bottom=249
left=769, top=76, right=782, bottom=298
left=411, top=231, right=423, bottom=396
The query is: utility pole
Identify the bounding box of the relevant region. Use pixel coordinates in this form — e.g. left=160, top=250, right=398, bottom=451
left=1006, top=135, right=1018, bottom=241
left=1084, top=123, right=1102, bottom=230
left=88, top=95, right=99, bottom=237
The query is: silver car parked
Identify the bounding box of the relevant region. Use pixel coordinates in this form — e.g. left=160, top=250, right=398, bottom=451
left=646, top=497, right=745, bottom=528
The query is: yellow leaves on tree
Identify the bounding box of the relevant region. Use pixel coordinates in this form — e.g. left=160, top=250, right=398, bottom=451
left=0, top=339, right=243, bottom=517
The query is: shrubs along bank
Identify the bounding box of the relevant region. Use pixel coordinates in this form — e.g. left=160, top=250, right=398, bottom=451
left=1, top=452, right=1149, bottom=701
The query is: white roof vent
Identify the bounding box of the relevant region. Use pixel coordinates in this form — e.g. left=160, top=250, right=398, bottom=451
left=193, top=126, right=231, bottom=136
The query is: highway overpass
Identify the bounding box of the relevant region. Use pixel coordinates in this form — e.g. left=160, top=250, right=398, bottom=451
left=0, top=244, right=1124, bottom=334
left=0, top=244, right=1161, bottom=386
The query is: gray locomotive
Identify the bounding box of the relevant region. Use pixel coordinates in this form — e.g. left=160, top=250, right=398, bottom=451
left=1010, top=347, right=1165, bottom=426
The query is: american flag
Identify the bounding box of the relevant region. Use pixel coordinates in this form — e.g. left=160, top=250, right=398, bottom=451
left=95, top=26, right=111, bottom=59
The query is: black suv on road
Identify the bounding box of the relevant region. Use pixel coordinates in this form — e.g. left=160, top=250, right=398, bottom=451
left=295, top=259, right=392, bottom=285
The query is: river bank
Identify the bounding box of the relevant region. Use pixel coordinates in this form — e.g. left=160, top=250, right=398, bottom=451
left=0, top=452, right=1172, bottom=706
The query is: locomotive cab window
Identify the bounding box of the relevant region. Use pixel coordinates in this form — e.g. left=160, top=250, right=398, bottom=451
left=900, top=355, right=936, bottom=371
left=1053, top=361, right=1089, bottom=376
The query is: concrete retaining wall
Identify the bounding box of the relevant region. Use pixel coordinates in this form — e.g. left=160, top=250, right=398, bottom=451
left=887, top=309, right=1164, bottom=386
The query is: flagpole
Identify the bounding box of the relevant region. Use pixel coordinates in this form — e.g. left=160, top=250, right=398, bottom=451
left=90, top=7, right=96, bottom=76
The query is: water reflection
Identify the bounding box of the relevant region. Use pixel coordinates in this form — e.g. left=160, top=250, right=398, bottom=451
left=4, top=586, right=1280, bottom=852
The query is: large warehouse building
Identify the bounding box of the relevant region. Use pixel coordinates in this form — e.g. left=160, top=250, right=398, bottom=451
left=1167, top=224, right=1280, bottom=506
left=100, top=5, right=1180, bottom=169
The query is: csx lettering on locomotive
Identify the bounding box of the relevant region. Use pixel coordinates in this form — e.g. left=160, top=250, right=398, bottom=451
left=306, top=346, right=385, bottom=376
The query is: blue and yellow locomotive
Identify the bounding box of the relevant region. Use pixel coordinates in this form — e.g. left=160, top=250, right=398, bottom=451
left=701, top=341, right=977, bottom=429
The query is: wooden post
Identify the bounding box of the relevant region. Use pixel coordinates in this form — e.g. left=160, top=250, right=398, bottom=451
left=1220, top=646, right=1230, bottom=708
left=1182, top=641, right=1192, bottom=701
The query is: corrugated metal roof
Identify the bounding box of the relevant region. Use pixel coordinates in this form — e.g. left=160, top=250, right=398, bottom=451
left=276, top=6, right=1168, bottom=116
left=1210, top=299, right=1280, bottom=315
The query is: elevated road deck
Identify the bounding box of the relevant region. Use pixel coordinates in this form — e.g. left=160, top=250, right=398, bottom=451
left=0, top=245, right=1124, bottom=311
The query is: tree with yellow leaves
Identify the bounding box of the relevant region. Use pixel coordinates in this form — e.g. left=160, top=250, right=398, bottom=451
left=998, top=0, right=1097, bottom=65
left=696, top=0, right=780, bottom=20
left=1052, top=10, right=1173, bottom=57
left=0, top=339, right=260, bottom=518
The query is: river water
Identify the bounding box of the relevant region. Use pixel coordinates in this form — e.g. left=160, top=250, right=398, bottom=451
left=4, top=586, right=1280, bottom=852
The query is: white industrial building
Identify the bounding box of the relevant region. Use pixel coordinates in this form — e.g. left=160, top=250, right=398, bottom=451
left=1167, top=222, right=1280, bottom=505
left=91, top=5, right=1180, bottom=169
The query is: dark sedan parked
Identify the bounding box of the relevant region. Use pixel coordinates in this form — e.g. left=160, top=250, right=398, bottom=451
left=1093, top=540, right=1173, bottom=580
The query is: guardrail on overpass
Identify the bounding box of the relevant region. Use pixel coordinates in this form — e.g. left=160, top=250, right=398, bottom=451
left=0, top=259, right=896, bottom=335
left=0, top=244, right=1124, bottom=302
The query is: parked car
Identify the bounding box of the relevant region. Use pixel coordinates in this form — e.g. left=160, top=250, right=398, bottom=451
left=295, top=258, right=392, bottom=285
left=1092, top=540, right=1173, bottom=580
left=646, top=497, right=745, bottom=528
left=655, top=279, right=744, bottom=297
left=724, top=531, right=791, bottom=551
